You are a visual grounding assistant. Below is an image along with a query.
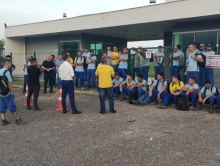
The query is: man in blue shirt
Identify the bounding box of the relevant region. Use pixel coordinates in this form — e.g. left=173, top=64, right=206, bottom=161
left=86, top=50, right=96, bottom=89
left=118, top=48, right=128, bottom=80
left=138, top=46, right=150, bottom=82
left=82, top=47, right=90, bottom=81
left=23, top=55, right=32, bottom=93
left=196, top=80, right=217, bottom=114
left=120, top=73, right=134, bottom=101
left=112, top=73, right=124, bottom=100
left=56, top=54, right=64, bottom=90
left=168, top=45, right=181, bottom=77
left=1, top=55, right=16, bottom=78
left=0, top=58, right=26, bottom=126
left=153, top=46, right=164, bottom=79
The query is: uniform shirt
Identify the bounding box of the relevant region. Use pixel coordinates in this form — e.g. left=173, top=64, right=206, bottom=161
left=56, top=59, right=64, bottom=73
left=153, top=52, right=164, bottom=66
left=185, top=83, right=199, bottom=90
left=170, top=51, right=181, bottom=66
left=82, top=52, right=90, bottom=59
left=112, top=77, right=124, bottom=85
left=107, top=51, right=112, bottom=65
left=74, top=57, right=84, bottom=72
left=87, top=56, right=97, bottom=70
left=187, top=51, right=201, bottom=72
left=95, top=64, right=115, bottom=88
left=119, top=54, right=128, bottom=69
left=1, top=63, right=16, bottom=77
left=59, top=61, right=75, bottom=80
left=135, top=79, right=147, bottom=91
left=134, top=54, right=141, bottom=68
left=23, top=61, right=31, bottom=75
left=122, top=79, right=135, bottom=86
left=169, top=81, right=184, bottom=91
left=111, top=51, right=120, bottom=65
left=0, top=68, right=12, bottom=97
left=200, top=86, right=217, bottom=97
left=205, top=51, right=215, bottom=56
left=140, top=53, right=150, bottom=67
left=153, top=80, right=167, bottom=91
left=42, top=60, right=55, bottom=74
left=27, top=65, right=41, bottom=86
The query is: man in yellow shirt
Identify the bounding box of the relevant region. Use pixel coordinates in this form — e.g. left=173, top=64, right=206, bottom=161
left=158, top=75, right=184, bottom=109
left=95, top=57, right=116, bottom=114
left=67, top=52, right=74, bottom=67
left=111, top=46, right=121, bottom=72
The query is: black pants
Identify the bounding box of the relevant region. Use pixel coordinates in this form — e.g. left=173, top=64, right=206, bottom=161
left=27, top=85, right=40, bottom=108
left=44, top=73, right=53, bottom=92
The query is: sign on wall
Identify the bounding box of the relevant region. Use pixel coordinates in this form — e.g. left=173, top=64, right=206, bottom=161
left=206, top=55, right=220, bottom=68
left=146, top=51, right=152, bottom=59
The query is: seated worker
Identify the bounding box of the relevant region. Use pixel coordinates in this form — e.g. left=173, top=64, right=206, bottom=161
left=158, top=75, right=184, bottom=109
left=181, top=77, right=199, bottom=110
left=195, top=80, right=217, bottom=114
left=149, top=72, right=168, bottom=105
left=130, top=78, right=154, bottom=106
left=120, top=73, right=134, bottom=101
left=129, top=74, right=147, bottom=99
left=112, top=73, right=124, bottom=100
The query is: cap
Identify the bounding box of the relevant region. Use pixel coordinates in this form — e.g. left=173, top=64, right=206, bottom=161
left=207, top=44, right=212, bottom=47
left=147, top=78, right=154, bottom=86
left=5, top=55, right=11, bottom=59
left=199, top=44, right=205, bottom=47
left=158, top=46, right=163, bottom=48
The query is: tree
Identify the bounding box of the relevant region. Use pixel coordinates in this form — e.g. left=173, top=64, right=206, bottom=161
left=0, top=39, right=5, bottom=56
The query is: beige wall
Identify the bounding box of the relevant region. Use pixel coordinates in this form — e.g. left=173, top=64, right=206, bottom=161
left=5, top=38, right=25, bottom=77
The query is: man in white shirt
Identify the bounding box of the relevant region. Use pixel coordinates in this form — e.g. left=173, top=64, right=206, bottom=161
left=59, top=54, right=81, bottom=114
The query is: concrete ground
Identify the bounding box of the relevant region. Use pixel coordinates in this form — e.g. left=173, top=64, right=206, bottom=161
left=1, top=88, right=220, bottom=166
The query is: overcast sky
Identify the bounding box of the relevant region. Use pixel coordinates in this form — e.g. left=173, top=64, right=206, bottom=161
left=0, top=0, right=164, bottom=46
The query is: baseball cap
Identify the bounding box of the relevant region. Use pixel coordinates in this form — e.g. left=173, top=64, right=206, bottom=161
left=199, top=44, right=205, bottom=47
left=207, top=44, right=212, bottom=47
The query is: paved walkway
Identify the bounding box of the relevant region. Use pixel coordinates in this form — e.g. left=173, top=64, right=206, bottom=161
left=1, top=88, right=220, bottom=166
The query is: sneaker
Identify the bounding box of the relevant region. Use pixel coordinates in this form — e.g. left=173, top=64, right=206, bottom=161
left=43, top=91, right=47, bottom=94
left=72, top=110, right=82, bottom=114
left=151, top=101, right=158, bottom=105
left=100, top=111, right=106, bottom=114
left=114, top=96, right=119, bottom=100
left=171, top=104, right=177, bottom=108
left=109, top=110, right=117, bottom=113
left=120, top=98, right=126, bottom=101
left=63, top=110, right=68, bottom=114
left=2, top=119, right=10, bottom=126
left=189, top=106, right=196, bottom=110
left=34, top=107, right=43, bottom=111
left=137, top=100, right=142, bottom=106
left=131, top=100, right=138, bottom=105
left=157, top=105, right=168, bottom=109
left=27, top=106, right=33, bottom=110
left=50, top=91, right=54, bottom=93
left=15, top=118, right=27, bottom=125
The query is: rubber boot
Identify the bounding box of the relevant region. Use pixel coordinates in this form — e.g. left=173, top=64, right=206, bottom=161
left=209, top=102, right=213, bottom=114
left=195, top=102, right=202, bottom=111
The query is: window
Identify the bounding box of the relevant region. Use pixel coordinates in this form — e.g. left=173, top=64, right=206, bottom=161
left=173, top=33, right=194, bottom=54
left=59, top=41, right=80, bottom=59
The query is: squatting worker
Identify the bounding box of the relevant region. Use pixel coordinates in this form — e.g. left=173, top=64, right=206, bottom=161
left=27, top=58, right=42, bottom=111
left=0, top=58, right=26, bottom=126
left=59, top=54, right=81, bottom=114
left=95, top=57, right=116, bottom=114
left=42, top=55, right=55, bottom=93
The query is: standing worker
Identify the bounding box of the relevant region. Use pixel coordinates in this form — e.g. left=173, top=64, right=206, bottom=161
left=42, top=55, right=55, bottom=93
left=23, top=55, right=32, bottom=94
left=27, top=58, right=42, bottom=111
left=95, top=57, right=116, bottom=114
left=59, top=54, right=81, bottom=114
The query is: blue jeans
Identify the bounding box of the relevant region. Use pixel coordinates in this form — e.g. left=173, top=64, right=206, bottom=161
left=121, top=85, right=132, bottom=99
left=44, top=73, right=53, bottom=92
left=216, top=95, right=220, bottom=108
left=23, top=75, right=29, bottom=92
left=112, top=65, right=119, bottom=73
left=0, top=94, right=16, bottom=114
left=181, top=91, right=198, bottom=107
left=141, top=66, right=149, bottom=81
left=172, top=66, right=179, bottom=76
left=200, top=68, right=214, bottom=86
left=99, top=87, right=114, bottom=113
left=84, top=67, right=87, bottom=80
left=87, top=69, right=96, bottom=87
left=154, top=66, right=164, bottom=79
left=75, top=71, right=84, bottom=88
left=187, top=71, right=199, bottom=85
left=151, top=89, right=168, bottom=102
left=162, top=90, right=180, bottom=106
left=201, top=96, right=215, bottom=104
left=61, top=80, right=77, bottom=111
left=57, top=74, right=61, bottom=89
left=118, top=68, right=127, bottom=80
left=113, top=86, right=120, bottom=96
left=138, top=92, right=151, bottom=106
left=134, top=68, right=140, bottom=75
left=135, top=87, right=146, bottom=99
left=52, top=73, right=56, bottom=86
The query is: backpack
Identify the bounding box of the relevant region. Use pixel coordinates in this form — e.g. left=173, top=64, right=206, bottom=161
left=177, top=96, right=189, bottom=111
left=195, top=52, right=206, bottom=68
left=76, top=57, right=87, bottom=69
left=155, top=80, right=170, bottom=93
left=0, top=70, right=10, bottom=96
left=150, top=53, right=154, bottom=62
left=204, top=86, right=219, bottom=96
